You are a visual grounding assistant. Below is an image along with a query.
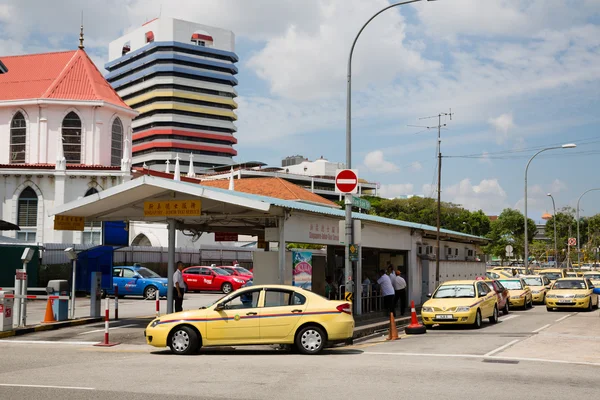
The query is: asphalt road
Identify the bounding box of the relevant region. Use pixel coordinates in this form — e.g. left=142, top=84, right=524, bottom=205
left=0, top=305, right=598, bottom=400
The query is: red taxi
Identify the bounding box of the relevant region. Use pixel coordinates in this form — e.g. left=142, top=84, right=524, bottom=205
left=477, top=277, right=510, bottom=315
left=220, top=265, right=253, bottom=279
left=183, top=266, right=248, bottom=294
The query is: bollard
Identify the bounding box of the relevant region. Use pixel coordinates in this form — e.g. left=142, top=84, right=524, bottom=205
left=155, top=290, right=160, bottom=317
left=94, top=297, right=120, bottom=347
left=114, top=285, right=119, bottom=320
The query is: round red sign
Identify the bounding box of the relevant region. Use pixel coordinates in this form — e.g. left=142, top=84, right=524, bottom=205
left=336, top=170, right=358, bottom=193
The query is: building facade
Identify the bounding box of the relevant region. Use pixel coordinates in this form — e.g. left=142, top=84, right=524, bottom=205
left=105, top=18, right=239, bottom=174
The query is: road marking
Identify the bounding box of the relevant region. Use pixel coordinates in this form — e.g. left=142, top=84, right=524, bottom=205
left=0, top=383, right=95, bottom=390
left=499, top=315, right=520, bottom=322
left=555, top=313, right=573, bottom=322
left=0, top=340, right=97, bottom=345
left=484, top=339, right=520, bottom=357
left=363, top=351, right=600, bottom=367
left=532, top=324, right=551, bottom=333
left=77, top=324, right=137, bottom=335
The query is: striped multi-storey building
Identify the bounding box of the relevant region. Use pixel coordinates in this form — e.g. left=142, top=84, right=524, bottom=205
left=105, top=18, right=238, bottom=173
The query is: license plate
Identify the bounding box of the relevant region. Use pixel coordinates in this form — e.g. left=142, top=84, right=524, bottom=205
left=558, top=299, right=572, bottom=303
left=435, top=314, right=454, bottom=319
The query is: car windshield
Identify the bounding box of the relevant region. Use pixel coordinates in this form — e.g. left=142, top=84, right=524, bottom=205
left=565, top=272, right=578, bottom=277
left=213, top=268, right=231, bottom=276
left=553, top=280, right=587, bottom=290
left=584, top=274, right=600, bottom=279
left=499, top=280, right=523, bottom=290
left=540, top=272, right=562, bottom=280
left=235, top=267, right=252, bottom=274
left=433, top=284, right=475, bottom=298
left=136, top=267, right=161, bottom=278
left=523, top=277, right=543, bottom=286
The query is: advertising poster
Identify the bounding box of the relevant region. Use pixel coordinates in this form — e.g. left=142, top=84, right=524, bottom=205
left=292, top=251, right=313, bottom=291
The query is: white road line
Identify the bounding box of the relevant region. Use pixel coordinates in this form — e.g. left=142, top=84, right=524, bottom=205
left=499, top=315, right=520, bottom=322
left=363, top=351, right=600, bottom=367
left=484, top=339, right=520, bottom=357
left=532, top=324, right=551, bottom=333
left=0, top=340, right=97, bottom=345
left=0, top=383, right=95, bottom=390
left=555, top=313, right=573, bottom=322
left=77, top=324, right=137, bottom=335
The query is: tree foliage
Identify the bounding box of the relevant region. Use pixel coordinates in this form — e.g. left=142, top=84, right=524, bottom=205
left=483, top=208, right=537, bottom=261
left=545, top=207, right=600, bottom=263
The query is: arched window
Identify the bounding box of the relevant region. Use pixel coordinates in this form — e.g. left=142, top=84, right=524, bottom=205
left=111, top=118, right=123, bottom=167
left=132, top=233, right=152, bottom=247
left=62, top=112, right=82, bottom=164
left=17, top=187, right=38, bottom=242
left=10, top=112, right=26, bottom=163
left=83, top=187, right=101, bottom=244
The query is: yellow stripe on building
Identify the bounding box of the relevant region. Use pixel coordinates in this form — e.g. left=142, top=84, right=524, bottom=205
left=126, top=90, right=238, bottom=109
left=136, top=102, right=238, bottom=120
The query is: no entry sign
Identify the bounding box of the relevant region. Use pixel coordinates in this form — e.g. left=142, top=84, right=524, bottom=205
left=335, top=169, right=358, bottom=194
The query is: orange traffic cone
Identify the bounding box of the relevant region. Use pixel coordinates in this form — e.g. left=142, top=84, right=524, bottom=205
left=42, top=298, right=56, bottom=323
left=386, top=312, right=399, bottom=341
left=405, top=300, right=426, bottom=334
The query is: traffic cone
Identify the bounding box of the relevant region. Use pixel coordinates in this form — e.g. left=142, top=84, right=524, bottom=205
left=404, top=300, right=426, bottom=335
left=386, top=312, right=399, bottom=341
left=42, top=298, right=56, bottom=323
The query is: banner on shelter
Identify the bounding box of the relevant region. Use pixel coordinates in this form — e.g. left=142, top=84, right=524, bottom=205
left=292, top=251, right=312, bottom=291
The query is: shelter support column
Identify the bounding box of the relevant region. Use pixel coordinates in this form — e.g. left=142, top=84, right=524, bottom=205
left=167, top=218, right=176, bottom=314
left=278, top=213, right=286, bottom=285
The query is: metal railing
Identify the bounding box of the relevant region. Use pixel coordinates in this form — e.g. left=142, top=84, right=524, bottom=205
left=336, top=284, right=384, bottom=314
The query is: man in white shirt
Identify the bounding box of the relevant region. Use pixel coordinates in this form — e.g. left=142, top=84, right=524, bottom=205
left=173, top=261, right=187, bottom=312
left=393, top=270, right=407, bottom=316
left=377, top=269, right=395, bottom=317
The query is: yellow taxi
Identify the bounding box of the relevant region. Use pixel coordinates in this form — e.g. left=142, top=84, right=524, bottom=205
left=546, top=278, right=599, bottom=312
left=486, top=270, right=513, bottom=280
left=538, top=268, right=566, bottom=283
left=498, top=278, right=533, bottom=308
left=521, top=275, right=552, bottom=304
left=583, top=271, right=600, bottom=286
left=421, top=280, right=498, bottom=329
left=565, top=271, right=580, bottom=278
left=492, top=266, right=529, bottom=276
left=144, top=284, right=354, bottom=355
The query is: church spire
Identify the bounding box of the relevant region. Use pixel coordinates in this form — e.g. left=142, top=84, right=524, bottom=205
left=79, top=12, right=85, bottom=50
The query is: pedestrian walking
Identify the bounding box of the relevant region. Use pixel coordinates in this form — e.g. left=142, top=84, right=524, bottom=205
left=173, top=261, right=187, bottom=312
left=394, top=269, right=407, bottom=316
left=377, top=269, right=395, bottom=317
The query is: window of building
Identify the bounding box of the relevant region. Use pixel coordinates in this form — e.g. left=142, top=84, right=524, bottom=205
left=10, top=112, right=26, bottom=163
left=62, top=112, right=82, bottom=164
left=111, top=118, right=124, bottom=167
left=191, top=31, right=213, bottom=47
left=82, top=187, right=101, bottom=244
left=17, top=187, right=37, bottom=243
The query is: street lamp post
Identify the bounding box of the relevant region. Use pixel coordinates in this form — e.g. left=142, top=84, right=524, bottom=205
left=345, top=0, right=434, bottom=302
left=546, top=193, right=558, bottom=266
left=524, top=144, right=576, bottom=267
left=576, top=188, right=600, bottom=267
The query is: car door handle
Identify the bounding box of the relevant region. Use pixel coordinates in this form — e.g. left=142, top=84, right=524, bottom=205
left=291, top=309, right=303, bottom=313
left=246, top=312, right=257, bottom=316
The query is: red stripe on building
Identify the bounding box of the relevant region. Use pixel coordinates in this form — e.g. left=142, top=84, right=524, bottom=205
left=133, top=129, right=237, bottom=144
left=132, top=142, right=237, bottom=156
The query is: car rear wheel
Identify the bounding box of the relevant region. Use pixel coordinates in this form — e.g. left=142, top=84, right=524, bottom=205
left=489, top=306, right=498, bottom=324
left=144, top=285, right=158, bottom=300
left=586, top=298, right=593, bottom=312
left=169, top=326, right=199, bottom=355
left=295, top=326, right=325, bottom=355
left=502, top=301, right=509, bottom=315
left=221, top=282, right=233, bottom=294
left=473, top=310, right=482, bottom=329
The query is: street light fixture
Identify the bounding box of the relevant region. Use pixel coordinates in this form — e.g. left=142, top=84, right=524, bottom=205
left=576, top=188, right=600, bottom=267
left=345, top=0, right=437, bottom=309
left=546, top=193, right=558, bottom=266
left=524, top=144, right=576, bottom=267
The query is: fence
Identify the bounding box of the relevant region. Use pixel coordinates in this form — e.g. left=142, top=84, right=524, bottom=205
left=336, top=284, right=384, bottom=315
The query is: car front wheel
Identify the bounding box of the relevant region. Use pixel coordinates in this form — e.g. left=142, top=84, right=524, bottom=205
left=144, top=285, right=158, bottom=300
left=502, top=301, right=509, bottom=315
left=295, top=326, right=325, bottom=355
left=221, top=282, right=233, bottom=294
left=472, top=310, right=482, bottom=329
left=169, top=326, right=199, bottom=355
left=489, top=306, right=498, bottom=324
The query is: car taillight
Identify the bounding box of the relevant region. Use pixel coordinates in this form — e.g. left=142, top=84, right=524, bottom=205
left=336, top=303, right=352, bottom=315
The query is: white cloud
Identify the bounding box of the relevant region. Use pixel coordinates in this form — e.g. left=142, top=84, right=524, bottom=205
left=363, top=150, right=399, bottom=173
left=550, top=179, right=567, bottom=193
left=489, top=113, right=514, bottom=144
left=444, top=178, right=508, bottom=212
left=410, top=161, right=423, bottom=171
left=379, top=183, right=415, bottom=198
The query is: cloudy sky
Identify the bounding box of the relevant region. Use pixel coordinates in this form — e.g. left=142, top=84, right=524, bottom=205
left=2, top=0, right=600, bottom=220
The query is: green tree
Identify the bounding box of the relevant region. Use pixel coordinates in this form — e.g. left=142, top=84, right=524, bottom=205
left=484, top=208, right=537, bottom=262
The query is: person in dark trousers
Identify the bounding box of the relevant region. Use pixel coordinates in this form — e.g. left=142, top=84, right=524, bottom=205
left=377, top=269, right=395, bottom=317
left=173, top=261, right=187, bottom=312
left=394, top=269, right=407, bottom=316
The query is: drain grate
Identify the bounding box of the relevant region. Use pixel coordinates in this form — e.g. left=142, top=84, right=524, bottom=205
left=482, top=359, right=519, bottom=364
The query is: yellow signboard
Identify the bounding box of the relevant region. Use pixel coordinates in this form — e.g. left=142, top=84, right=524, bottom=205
left=54, top=215, right=85, bottom=231
left=143, top=200, right=202, bottom=217
left=345, top=292, right=353, bottom=302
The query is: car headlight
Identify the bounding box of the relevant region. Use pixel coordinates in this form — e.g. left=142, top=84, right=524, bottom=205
left=422, top=306, right=434, bottom=313
left=150, top=319, right=160, bottom=328
left=162, top=283, right=168, bottom=287
left=455, top=306, right=471, bottom=312
left=574, top=294, right=588, bottom=298
left=233, top=278, right=245, bottom=283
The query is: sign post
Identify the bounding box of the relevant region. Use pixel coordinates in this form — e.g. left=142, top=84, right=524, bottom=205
left=505, top=245, right=514, bottom=259
left=351, top=196, right=371, bottom=211
left=335, top=169, right=359, bottom=194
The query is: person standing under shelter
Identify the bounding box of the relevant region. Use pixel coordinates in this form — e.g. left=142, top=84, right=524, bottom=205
left=173, top=261, right=187, bottom=312
left=394, top=269, right=407, bottom=316
left=378, top=269, right=395, bottom=317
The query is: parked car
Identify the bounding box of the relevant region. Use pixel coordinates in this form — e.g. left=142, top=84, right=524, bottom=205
left=220, top=265, right=253, bottom=279
left=183, top=266, right=248, bottom=294
left=498, top=278, right=533, bottom=309
left=105, top=265, right=168, bottom=299
left=522, top=275, right=552, bottom=304
left=483, top=278, right=510, bottom=315
left=546, top=278, right=599, bottom=312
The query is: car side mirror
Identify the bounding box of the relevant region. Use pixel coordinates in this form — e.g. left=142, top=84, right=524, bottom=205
left=426, top=293, right=432, bottom=298
left=134, top=274, right=141, bottom=279
left=215, top=303, right=225, bottom=311
left=545, top=285, right=551, bottom=289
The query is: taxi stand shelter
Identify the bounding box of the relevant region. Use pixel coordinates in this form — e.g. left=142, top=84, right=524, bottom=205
left=50, top=175, right=487, bottom=314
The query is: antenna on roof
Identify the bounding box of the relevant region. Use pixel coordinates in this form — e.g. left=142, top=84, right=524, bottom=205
left=79, top=11, right=85, bottom=50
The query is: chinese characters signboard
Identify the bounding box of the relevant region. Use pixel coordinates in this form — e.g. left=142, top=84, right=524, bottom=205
left=143, top=200, right=202, bottom=217
left=54, top=215, right=85, bottom=231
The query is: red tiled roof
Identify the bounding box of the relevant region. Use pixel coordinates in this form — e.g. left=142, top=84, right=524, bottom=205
left=0, top=50, right=130, bottom=109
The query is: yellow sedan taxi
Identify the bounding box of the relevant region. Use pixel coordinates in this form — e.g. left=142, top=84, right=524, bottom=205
left=498, top=278, right=533, bottom=308
left=538, top=269, right=566, bottom=283
left=421, top=280, right=499, bottom=329
left=144, top=284, right=354, bottom=355
left=583, top=271, right=600, bottom=287
left=522, top=275, right=552, bottom=304
left=546, top=278, right=599, bottom=312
